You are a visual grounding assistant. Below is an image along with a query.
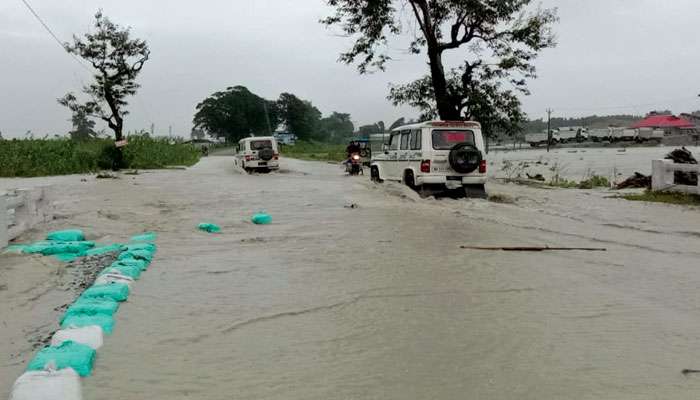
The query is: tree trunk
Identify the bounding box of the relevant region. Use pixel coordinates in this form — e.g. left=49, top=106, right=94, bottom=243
left=427, top=48, right=459, bottom=120
left=410, top=0, right=460, bottom=121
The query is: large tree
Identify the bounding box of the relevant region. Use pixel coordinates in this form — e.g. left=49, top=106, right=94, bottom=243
left=323, top=0, right=557, bottom=136
left=59, top=11, right=149, bottom=145
left=318, top=112, right=355, bottom=142
left=193, top=86, right=279, bottom=142
left=277, top=93, right=322, bottom=140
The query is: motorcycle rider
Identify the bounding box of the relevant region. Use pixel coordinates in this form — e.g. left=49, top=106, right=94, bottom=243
left=344, top=141, right=361, bottom=165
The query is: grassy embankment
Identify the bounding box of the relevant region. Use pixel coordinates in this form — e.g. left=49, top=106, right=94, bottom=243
left=622, top=191, right=700, bottom=206
left=0, top=136, right=201, bottom=177
left=280, top=141, right=347, bottom=162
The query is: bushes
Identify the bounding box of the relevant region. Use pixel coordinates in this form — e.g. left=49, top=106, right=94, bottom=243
left=0, top=136, right=200, bottom=177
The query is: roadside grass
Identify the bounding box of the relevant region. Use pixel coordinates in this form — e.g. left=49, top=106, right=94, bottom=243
left=281, top=141, right=346, bottom=162
left=622, top=190, right=700, bottom=206
left=0, top=136, right=200, bottom=177
left=548, top=174, right=610, bottom=189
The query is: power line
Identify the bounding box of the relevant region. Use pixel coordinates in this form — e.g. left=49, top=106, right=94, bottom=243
left=18, top=0, right=92, bottom=73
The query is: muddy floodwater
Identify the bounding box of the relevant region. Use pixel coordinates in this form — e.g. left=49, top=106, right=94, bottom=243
left=3, top=153, right=700, bottom=399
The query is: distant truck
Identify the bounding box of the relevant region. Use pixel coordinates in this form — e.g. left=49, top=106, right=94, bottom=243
left=637, top=128, right=664, bottom=143
left=525, top=132, right=553, bottom=147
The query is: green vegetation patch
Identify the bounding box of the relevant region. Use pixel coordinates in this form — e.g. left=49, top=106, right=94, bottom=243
left=548, top=175, right=610, bottom=189
left=280, top=141, right=347, bottom=162
left=622, top=190, right=700, bottom=206
left=0, top=136, right=200, bottom=177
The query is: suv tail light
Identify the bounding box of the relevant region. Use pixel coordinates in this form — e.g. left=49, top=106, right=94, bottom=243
left=245, top=155, right=252, bottom=162
left=420, top=160, right=431, bottom=173
left=479, top=159, right=487, bottom=174
left=273, top=153, right=279, bottom=160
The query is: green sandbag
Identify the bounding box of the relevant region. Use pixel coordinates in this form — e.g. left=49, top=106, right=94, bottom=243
left=130, top=232, right=157, bottom=242
left=251, top=213, right=272, bottom=225
left=60, top=313, right=115, bottom=335
left=122, top=242, right=157, bottom=253
left=54, top=253, right=81, bottom=263
left=47, top=229, right=85, bottom=242
left=118, top=249, right=153, bottom=262
left=198, top=223, right=221, bottom=233
left=80, top=283, right=130, bottom=302
left=27, top=340, right=96, bottom=377
left=111, top=258, right=149, bottom=271
left=63, top=297, right=119, bottom=320
left=85, top=243, right=123, bottom=256
left=23, top=241, right=95, bottom=256
left=100, top=264, right=142, bottom=279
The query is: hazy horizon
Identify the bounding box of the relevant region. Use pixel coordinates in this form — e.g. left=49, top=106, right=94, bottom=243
left=2, top=0, right=700, bottom=139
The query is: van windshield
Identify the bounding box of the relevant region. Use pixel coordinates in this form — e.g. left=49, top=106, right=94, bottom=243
left=250, top=140, right=273, bottom=150
left=431, top=129, right=475, bottom=150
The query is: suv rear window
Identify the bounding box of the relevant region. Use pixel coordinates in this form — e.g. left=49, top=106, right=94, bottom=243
left=250, top=140, right=273, bottom=150
left=431, top=130, right=475, bottom=150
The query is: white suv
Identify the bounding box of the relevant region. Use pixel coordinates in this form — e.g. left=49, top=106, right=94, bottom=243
left=234, top=136, right=280, bottom=173
left=370, top=120, right=487, bottom=197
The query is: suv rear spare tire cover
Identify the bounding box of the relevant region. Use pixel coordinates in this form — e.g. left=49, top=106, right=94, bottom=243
left=448, top=143, right=482, bottom=174
left=259, top=148, right=274, bottom=161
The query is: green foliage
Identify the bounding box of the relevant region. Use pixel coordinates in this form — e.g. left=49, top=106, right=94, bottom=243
left=59, top=11, right=150, bottom=141
left=193, top=86, right=279, bottom=142
left=122, top=135, right=201, bottom=169
left=577, top=175, right=610, bottom=189
left=318, top=112, right=355, bottom=142
left=0, top=137, right=200, bottom=177
left=324, top=0, right=557, bottom=134
left=548, top=175, right=610, bottom=189
left=278, top=93, right=322, bottom=140
left=280, top=141, right=347, bottom=162
left=68, top=109, right=98, bottom=141
left=622, top=190, right=700, bottom=206
left=357, top=122, right=385, bottom=135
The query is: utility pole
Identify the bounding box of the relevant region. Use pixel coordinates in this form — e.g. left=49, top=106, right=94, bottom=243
left=546, top=108, right=553, bottom=153
left=150, top=123, right=155, bottom=137
left=168, top=125, right=172, bottom=138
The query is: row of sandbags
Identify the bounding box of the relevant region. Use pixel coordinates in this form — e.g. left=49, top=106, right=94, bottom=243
left=9, top=232, right=158, bottom=400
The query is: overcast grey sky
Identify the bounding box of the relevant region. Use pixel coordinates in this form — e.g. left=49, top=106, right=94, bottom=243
left=2, top=0, right=700, bottom=138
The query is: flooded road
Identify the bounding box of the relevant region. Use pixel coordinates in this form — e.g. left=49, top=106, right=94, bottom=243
left=3, top=155, right=700, bottom=399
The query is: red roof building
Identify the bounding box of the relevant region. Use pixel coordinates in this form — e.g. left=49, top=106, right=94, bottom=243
left=631, top=114, right=695, bottom=129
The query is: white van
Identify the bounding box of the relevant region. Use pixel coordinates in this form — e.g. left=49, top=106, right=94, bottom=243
left=234, top=136, right=280, bottom=173
left=370, top=120, right=487, bottom=197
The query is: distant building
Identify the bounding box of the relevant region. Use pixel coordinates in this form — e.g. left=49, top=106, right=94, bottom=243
left=274, top=132, right=297, bottom=145
left=631, top=114, right=695, bottom=136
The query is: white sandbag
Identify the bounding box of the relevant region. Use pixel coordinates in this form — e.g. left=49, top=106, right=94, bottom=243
left=50, top=326, right=104, bottom=350
left=9, top=368, right=82, bottom=400
left=94, top=272, right=135, bottom=288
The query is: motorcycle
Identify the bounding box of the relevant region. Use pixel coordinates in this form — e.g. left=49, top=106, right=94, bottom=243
left=345, top=153, right=363, bottom=176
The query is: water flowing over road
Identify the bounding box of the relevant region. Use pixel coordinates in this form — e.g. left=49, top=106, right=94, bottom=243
left=3, top=154, right=700, bottom=399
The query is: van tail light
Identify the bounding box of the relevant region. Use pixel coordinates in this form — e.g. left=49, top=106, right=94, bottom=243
left=245, top=155, right=252, bottom=162
left=420, top=160, right=431, bottom=173
left=479, top=159, right=487, bottom=174
left=273, top=153, right=279, bottom=160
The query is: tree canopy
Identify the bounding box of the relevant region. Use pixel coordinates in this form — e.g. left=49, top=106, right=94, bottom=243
left=68, top=109, right=98, bottom=141
left=277, top=93, right=322, bottom=140
left=59, top=11, right=150, bottom=142
left=323, top=0, right=557, bottom=137
left=318, top=112, right=355, bottom=142
left=193, top=86, right=279, bottom=142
